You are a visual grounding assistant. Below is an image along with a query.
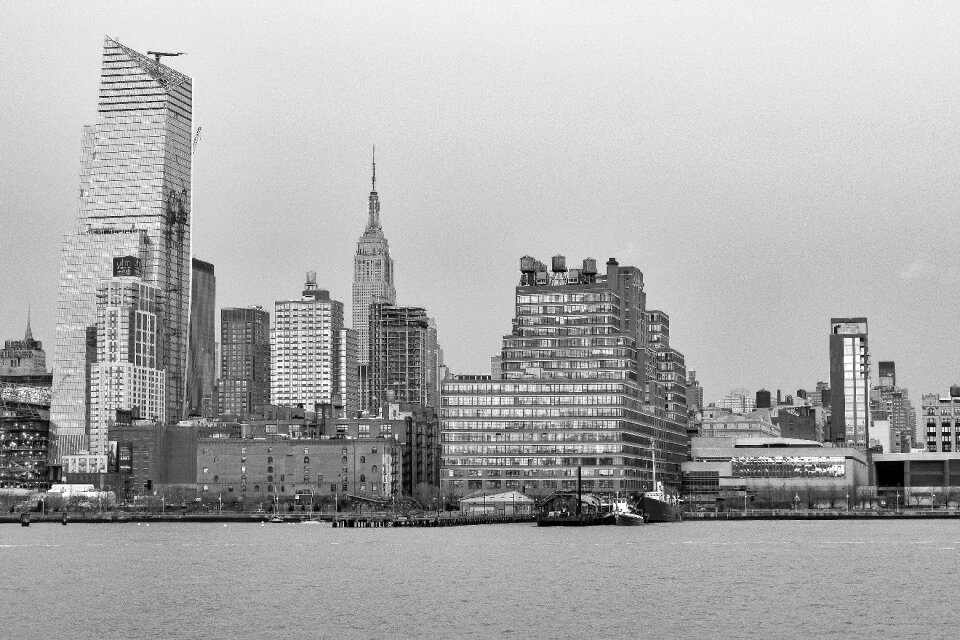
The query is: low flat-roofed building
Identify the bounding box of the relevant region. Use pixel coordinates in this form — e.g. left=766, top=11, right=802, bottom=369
left=873, top=451, right=960, bottom=492
left=459, top=490, right=534, bottom=515
left=682, top=436, right=868, bottom=507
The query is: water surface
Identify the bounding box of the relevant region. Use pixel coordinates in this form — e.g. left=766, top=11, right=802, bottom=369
left=2, top=520, right=955, bottom=639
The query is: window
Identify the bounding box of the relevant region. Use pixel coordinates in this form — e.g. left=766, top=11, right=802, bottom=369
left=330, top=484, right=337, bottom=492
left=304, top=456, right=309, bottom=463
left=372, top=465, right=378, bottom=472
left=254, top=485, right=260, bottom=492
left=360, top=474, right=366, bottom=483
left=213, top=475, right=219, bottom=482
left=267, top=466, right=273, bottom=473
left=267, top=456, right=273, bottom=464
left=359, top=425, right=370, bottom=437
left=360, top=456, right=366, bottom=463
left=268, top=475, right=274, bottom=483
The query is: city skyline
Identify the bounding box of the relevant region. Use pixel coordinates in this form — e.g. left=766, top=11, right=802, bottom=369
left=2, top=3, right=960, bottom=407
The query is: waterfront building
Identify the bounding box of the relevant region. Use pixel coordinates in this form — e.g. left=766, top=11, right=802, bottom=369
left=329, top=403, right=439, bottom=499
left=681, top=436, right=869, bottom=508
left=441, top=256, right=689, bottom=500
left=920, top=388, right=960, bottom=453
left=271, top=273, right=358, bottom=416
left=1, top=314, right=50, bottom=386
left=0, top=397, right=50, bottom=489
left=219, top=306, right=270, bottom=416
left=185, top=259, right=216, bottom=418
left=368, top=303, right=441, bottom=411
left=873, top=451, right=960, bottom=497
left=86, top=258, right=166, bottom=460
left=352, top=148, right=397, bottom=407
left=197, top=434, right=402, bottom=505
left=719, top=388, right=755, bottom=414
left=828, top=318, right=871, bottom=448
left=51, top=37, right=193, bottom=458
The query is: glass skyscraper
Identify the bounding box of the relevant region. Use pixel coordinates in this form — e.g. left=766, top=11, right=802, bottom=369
left=51, top=37, right=192, bottom=458
left=829, top=318, right=871, bottom=449
left=185, top=258, right=216, bottom=418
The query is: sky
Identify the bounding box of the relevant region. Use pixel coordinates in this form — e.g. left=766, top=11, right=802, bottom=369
left=1, top=2, right=959, bottom=409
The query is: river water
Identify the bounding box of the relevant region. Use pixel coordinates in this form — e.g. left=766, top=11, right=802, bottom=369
left=1, top=519, right=956, bottom=639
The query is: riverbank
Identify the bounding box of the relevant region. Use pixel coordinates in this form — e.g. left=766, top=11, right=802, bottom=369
left=684, top=508, right=960, bottom=520
left=0, top=511, right=535, bottom=526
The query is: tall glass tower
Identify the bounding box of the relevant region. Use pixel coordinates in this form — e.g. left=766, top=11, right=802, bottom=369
left=51, top=37, right=192, bottom=458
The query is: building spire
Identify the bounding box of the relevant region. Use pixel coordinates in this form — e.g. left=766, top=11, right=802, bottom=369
left=366, top=145, right=381, bottom=231
left=25, top=304, right=33, bottom=341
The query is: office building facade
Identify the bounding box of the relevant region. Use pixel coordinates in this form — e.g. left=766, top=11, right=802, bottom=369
left=1, top=315, right=48, bottom=383
left=828, top=318, right=871, bottom=448
left=51, top=37, right=192, bottom=458
left=219, top=306, right=271, bottom=416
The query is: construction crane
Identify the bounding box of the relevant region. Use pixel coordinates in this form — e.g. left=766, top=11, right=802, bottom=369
left=147, top=51, right=186, bottom=64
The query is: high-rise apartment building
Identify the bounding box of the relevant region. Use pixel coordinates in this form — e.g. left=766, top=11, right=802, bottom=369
left=185, top=258, right=216, bottom=418
left=87, top=257, right=166, bottom=456
left=368, top=303, right=441, bottom=412
left=271, top=273, right=359, bottom=415
left=219, top=306, right=270, bottom=416
left=828, top=318, right=870, bottom=448
left=647, top=311, right=688, bottom=423
left=51, top=38, right=192, bottom=458
left=441, top=255, right=688, bottom=499
left=352, top=149, right=396, bottom=403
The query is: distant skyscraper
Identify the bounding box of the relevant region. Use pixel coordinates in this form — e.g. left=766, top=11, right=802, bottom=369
left=719, top=388, right=755, bottom=414
left=272, top=273, right=358, bottom=415
left=51, top=37, right=192, bottom=458
left=877, top=361, right=896, bottom=389
left=219, top=306, right=270, bottom=416
left=828, top=318, right=870, bottom=448
left=352, top=148, right=396, bottom=404
left=185, top=258, right=216, bottom=418
left=88, top=257, right=166, bottom=456
left=1, top=312, right=48, bottom=382
left=368, top=303, right=441, bottom=412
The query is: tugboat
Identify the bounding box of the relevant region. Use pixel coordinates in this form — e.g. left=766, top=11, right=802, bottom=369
left=611, top=496, right=645, bottom=526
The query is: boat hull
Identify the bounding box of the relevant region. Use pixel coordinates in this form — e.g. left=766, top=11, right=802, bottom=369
left=537, top=513, right=614, bottom=527
left=641, top=496, right=682, bottom=523
left=614, top=512, right=645, bottom=526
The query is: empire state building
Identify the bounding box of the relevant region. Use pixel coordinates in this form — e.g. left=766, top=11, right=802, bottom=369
left=352, top=147, right=396, bottom=373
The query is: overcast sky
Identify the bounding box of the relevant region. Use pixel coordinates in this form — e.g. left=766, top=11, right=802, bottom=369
left=2, top=2, right=958, bottom=407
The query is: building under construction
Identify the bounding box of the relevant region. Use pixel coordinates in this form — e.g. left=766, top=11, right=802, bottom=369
left=368, top=303, right=441, bottom=412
